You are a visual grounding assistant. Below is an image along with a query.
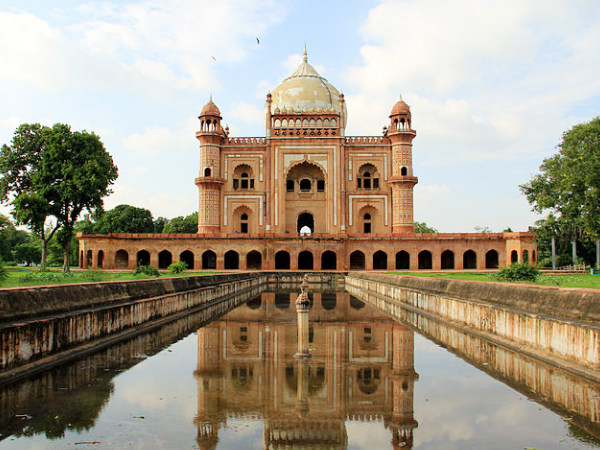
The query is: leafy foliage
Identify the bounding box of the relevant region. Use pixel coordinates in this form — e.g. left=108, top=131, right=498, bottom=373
left=133, top=264, right=160, bottom=277
left=521, top=117, right=600, bottom=241
left=162, top=212, right=198, bottom=233
left=93, top=204, right=154, bottom=234
left=414, top=221, right=438, bottom=233
left=168, top=261, right=188, bottom=274
left=0, top=123, right=118, bottom=271
left=0, top=259, right=7, bottom=284
left=495, top=263, right=540, bottom=282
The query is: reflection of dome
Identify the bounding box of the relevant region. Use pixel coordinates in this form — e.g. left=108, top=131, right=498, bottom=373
left=271, top=47, right=344, bottom=116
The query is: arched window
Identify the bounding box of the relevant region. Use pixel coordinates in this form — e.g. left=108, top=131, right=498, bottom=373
left=240, top=213, right=248, bottom=233
left=364, top=213, right=372, bottom=234
left=357, top=164, right=380, bottom=190
left=233, top=165, right=254, bottom=191
left=401, top=167, right=407, bottom=176
left=299, top=178, right=311, bottom=192
left=204, top=167, right=211, bottom=177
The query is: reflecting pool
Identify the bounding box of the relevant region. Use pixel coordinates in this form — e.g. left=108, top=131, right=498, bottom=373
left=0, top=290, right=599, bottom=449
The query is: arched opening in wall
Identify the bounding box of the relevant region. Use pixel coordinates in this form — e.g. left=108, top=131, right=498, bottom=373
left=297, top=212, right=314, bottom=234
left=232, top=164, right=255, bottom=190
left=363, top=213, right=372, bottom=233
left=158, top=250, right=172, bottom=269
left=79, top=251, right=83, bottom=268
left=202, top=250, right=216, bottom=269
left=396, top=251, right=410, bottom=270
left=97, top=250, right=104, bottom=268
left=511, top=250, right=518, bottom=264
left=357, top=367, right=380, bottom=395
left=180, top=250, right=194, bottom=269
left=298, top=251, right=314, bottom=270
left=321, top=292, right=336, bottom=310
left=321, top=250, right=337, bottom=270
left=275, top=292, right=290, bottom=309
left=115, top=250, right=129, bottom=269
left=86, top=250, right=93, bottom=267
left=350, top=251, right=365, bottom=270
left=485, top=250, right=499, bottom=269
left=441, top=250, right=455, bottom=270
left=299, top=178, right=311, bottom=192
left=204, top=168, right=211, bottom=177
left=463, top=250, right=477, bottom=269
left=350, top=296, right=365, bottom=309
left=224, top=250, right=239, bottom=269
left=532, top=250, right=536, bottom=264
left=275, top=251, right=290, bottom=269
left=523, top=250, right=529, bottom=264
left=357, top=164, right=380, bottom=190
left=418, top=251, right=432, bottom=270
left=246, top=296, right=261, bottom=309
left=246, top=250, right=262, bottom=270
left=240, top=213, right=249, bottom=233
left=373, top=251, right=387, bottom=270
left=358, top=206, right=377, bottom=235
left=137, top=250, right=150, bottom=267
left=401, top=167, right=408, bottom=176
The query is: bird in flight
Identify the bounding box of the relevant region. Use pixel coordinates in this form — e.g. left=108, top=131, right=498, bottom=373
left=256, top=37, right=260, bottom=44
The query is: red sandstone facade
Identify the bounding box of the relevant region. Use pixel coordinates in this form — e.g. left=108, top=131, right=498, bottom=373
left=78, top=49, right=535, bottom=271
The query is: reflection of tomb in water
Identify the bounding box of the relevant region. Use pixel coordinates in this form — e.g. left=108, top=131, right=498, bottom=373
left=194, top=291, right=418, bottom=450
left=349, top=287, right=600, bottom=442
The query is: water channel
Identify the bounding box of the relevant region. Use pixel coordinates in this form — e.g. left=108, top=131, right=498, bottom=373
left=1, top=288, right=599, bottom=449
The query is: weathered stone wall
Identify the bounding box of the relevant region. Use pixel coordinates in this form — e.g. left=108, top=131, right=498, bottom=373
left=0, top=274, right=266, bottom=377
left=0, top=273, right=261, bottom=321
left=346, top=273, right=600, bottom=372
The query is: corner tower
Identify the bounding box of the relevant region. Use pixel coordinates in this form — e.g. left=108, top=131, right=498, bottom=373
left=196, top=98, right=226, bottom=234
left=388, top=97, right=418, bottom=234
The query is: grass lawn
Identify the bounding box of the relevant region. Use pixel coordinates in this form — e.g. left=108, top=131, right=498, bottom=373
left=386, top=271, right=600, bottom=289
left=1, top=267, right=215, bottom=289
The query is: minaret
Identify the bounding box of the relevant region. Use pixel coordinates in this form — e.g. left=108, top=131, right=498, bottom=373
left=196, top=97, right=225, bottom=234
left=387, top=97, right=418, bottom=234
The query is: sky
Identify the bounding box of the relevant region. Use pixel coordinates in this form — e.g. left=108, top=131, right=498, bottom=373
left=1, top=0, right=599, bottom=232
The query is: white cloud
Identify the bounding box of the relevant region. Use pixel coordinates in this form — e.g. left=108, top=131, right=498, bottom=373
left=0, top=1, right=286, bottom=95
left=229, top=101, right=264, bottom=126
left=344, top=0, right=600, bottom=164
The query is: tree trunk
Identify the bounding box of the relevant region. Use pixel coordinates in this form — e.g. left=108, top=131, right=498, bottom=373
left=63, top=239, right=71, bottom=273
left=597, top=239, right=599, bottom=270
left=40, top=240, right=48, bottom=272
left=551, top=236, right=556, bottom=270
left=572, top=239, right=577, bottom=266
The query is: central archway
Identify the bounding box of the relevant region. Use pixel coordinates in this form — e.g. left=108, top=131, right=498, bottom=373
left=297, top=212, right=314, bottom=233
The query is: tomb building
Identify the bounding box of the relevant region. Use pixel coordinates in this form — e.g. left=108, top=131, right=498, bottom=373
left=78, top=48, right=535, bottom=271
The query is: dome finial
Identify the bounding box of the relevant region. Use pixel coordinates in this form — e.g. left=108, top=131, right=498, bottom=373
left=303, top=43, right=308, bottom=63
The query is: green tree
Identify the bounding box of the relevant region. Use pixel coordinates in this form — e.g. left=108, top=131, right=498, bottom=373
left=0, top=124, right=59, bottom=270
left=0, top=124, right=118, bottom=271
left=153, top=216, right=168, bottom=233
left=0, top=214, right=16, bottom=261
left=13, top=241, right=42, bottom=266
left=94, top=204, right=154, bottom=234
left=162, top=212, right=198, bottom=233
left=414, top=221, right=438, bottom=233
left=521, top=117, right=600, bottom=241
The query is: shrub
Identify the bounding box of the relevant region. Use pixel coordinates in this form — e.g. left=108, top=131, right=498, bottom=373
left=0, top=260, right=7, bottom=284
left=495, top=262, right=540, bottom=282
left=168, top=261, right=187, bottom=274
left=133, top=265, right=160, bottom=277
